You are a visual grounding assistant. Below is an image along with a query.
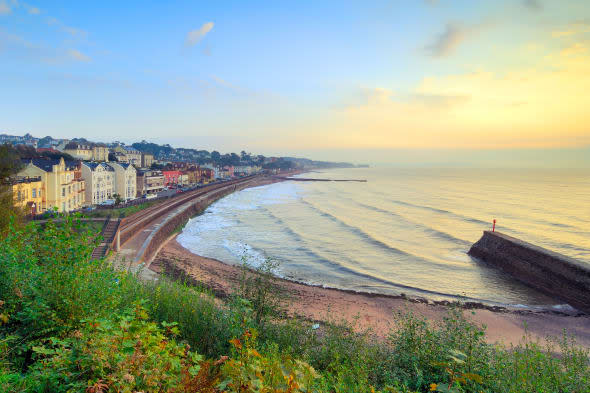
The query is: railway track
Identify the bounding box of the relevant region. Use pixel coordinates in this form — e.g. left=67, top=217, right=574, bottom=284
left=118, top=175, right=257, bottom=247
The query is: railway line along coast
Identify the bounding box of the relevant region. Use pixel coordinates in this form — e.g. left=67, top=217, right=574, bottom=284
left=109, top=174, right=283, bottom=274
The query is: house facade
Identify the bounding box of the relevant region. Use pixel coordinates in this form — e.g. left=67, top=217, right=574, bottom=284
left=107, top=162, right=137, bottom=201
left=92, top=144, right=109, bottom=162
left=18, top=158, right=85, bottom=213
left=64, top=142, right=93, bottom=161
left=81, top=162, right=115, bottom=205
left=136, top=169, right=165, bottom=196
left=113, top=145, right=141, bottom=166
left=63, top=142, right=109, bottom=162
left=141, top=153, right=154, bottom=168
left=11, top=176, right=43, bottom=215
left=162, top=170, right=181, bottom=186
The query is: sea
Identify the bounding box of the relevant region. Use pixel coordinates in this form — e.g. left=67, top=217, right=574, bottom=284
left=177, top=168, right=590, bottom=310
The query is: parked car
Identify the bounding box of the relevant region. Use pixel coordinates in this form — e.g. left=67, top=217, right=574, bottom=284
left=100, top=199, right=115, bottom=206
left=146, top=194, right=157, bottom=200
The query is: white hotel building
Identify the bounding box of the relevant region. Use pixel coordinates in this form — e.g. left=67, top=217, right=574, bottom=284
left=107, top=162, right=137, bottom=201
left=81, top=162, right=115, bottom=205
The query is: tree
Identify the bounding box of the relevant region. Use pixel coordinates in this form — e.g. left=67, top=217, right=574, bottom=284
left=0, top=144, right=22, bottom=181
left=113, top=194, right=123, bottom=205
left=230, top=152, right=240, bottom=166
left=211, top=150, right=221, bottom=163
left=0, top=144, right=24, bottom=236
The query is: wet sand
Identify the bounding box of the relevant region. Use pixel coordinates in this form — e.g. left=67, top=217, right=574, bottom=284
left=151, top=238, right=590, bottom=348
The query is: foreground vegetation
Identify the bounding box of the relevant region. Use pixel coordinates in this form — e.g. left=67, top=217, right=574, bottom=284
left=82, top=200, right=161, bottom=219
left=0, top=216, right=588, bottom=392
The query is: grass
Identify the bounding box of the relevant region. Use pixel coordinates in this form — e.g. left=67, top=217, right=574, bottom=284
left=0, top=215, right=588, bottom=392
left=84, top=200, right=160, bottom=218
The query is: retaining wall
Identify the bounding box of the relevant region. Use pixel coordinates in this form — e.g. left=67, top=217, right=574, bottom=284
left=468, top=231, right=590, bottom=313
left=140, top=181, right=251, bottom=263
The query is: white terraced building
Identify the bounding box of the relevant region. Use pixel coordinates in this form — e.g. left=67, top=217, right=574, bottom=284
left=81, top=162, right=115, bottom=205
left=107, top=162, right=137, bottom=201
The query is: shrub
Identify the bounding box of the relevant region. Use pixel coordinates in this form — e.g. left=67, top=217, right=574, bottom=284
left=236, top=257, right=288, bottom=328
left=25, top=304, right=219, bottom=393
left=1, top=213, right=589, bottom=393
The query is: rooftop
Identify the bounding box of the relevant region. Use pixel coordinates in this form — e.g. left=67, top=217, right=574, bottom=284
left=82, top=162, right=114, bottom=171
left=10, top=176, right=42, bottom=185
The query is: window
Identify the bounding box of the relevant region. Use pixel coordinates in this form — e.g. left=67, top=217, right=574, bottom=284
left=68, top=185, right=71, bottom=194
left=62, top=202, right=65, bottom=212
left=32, top=188, right=36, bottom=198
left=62, top=187, right=65, bottom=197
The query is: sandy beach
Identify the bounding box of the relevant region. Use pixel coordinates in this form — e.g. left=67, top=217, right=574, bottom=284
left=151, top=237, right=590, bottom=348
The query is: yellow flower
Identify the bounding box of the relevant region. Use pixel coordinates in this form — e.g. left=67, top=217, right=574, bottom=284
left=430, top=383, right=438, bottom=391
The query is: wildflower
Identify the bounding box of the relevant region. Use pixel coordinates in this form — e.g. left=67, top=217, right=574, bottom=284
left=430, top=383, right=438, bottom=391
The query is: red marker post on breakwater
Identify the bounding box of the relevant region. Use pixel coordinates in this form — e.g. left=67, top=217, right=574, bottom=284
left=492, top=219, right=496, bottom=232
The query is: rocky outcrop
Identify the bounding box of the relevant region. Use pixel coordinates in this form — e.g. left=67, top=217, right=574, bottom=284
left=468, top=231, right=590, bottom=313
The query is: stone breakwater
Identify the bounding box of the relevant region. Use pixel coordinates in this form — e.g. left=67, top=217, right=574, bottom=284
left=468, top=231, right=590, bottom=314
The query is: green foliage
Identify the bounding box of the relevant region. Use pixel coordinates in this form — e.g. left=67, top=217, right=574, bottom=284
left=140, top=276, right=241, bottom=358
left=0, top=144, right=25, bottom=237
left=0, top=215, right=589, bottom=393
left=487, top=332, right=590, bottom=393
left=24, top=304, right=216, bottom=393
left=237, top=257, right=287, bottom=327
left=220, top=328, right=318, bottom=392
left=0, top=215, right=125, bottom=367
left=86, top=200, right=159, bottom=218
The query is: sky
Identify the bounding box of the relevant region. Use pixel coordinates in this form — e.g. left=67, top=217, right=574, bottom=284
left=1, top=0, right=589, bottom=167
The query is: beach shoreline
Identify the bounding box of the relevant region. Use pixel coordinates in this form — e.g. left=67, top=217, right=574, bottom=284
left=151, top=236, right=590, bottom=347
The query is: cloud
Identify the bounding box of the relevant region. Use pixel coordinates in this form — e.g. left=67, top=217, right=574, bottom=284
left=425, top=23, right=469, bottom=57
left=289, top=44, right=590, bottom=151
left=67, top=48, right=90, bottom=62
left=0, top=0, right=11, bottom=14
left=561, top=43, right=587, bottom=56
left=46, top=16, right=87, bottom=38
left=26, top=5, right=39, bottom=14
left=201, top=45, right=211, bottom=56
left=409, top=93, right=471, bottom=107
left=361, top=87, right=393, bottom=105
left=522, top=0, right=542, bottom=12
left=185, top=22, right=214, bottom=47
left=0, top=1, right=39, bottom=15
left=210, top=74, right=243, bottom=93
left=552, top=21, right=590, bottom=37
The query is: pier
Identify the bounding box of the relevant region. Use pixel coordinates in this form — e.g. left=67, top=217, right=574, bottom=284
left=468, top=231, right=590, bottom=313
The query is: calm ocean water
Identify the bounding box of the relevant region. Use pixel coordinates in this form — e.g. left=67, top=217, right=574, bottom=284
left=178, top=168, right=590, bottom=309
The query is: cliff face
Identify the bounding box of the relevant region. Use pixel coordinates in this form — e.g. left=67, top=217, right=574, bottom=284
left=468, top=231, right=590, bottom=313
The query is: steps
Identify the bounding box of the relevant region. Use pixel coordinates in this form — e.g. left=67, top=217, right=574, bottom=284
left=91, top=218, right=121, bottom=260
left=101, top=219, right=119, bottom=244
left=91, top=244, right=109, bottom=259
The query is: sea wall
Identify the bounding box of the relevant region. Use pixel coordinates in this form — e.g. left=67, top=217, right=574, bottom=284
left=140, top=181, right=252, bottom=263
left=468, top=231, right=590, bottom=313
